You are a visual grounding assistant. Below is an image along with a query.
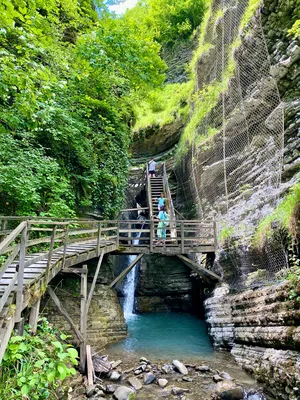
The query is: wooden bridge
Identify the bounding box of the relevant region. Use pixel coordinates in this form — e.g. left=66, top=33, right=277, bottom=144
left=0, top=163, right=220, bottom=366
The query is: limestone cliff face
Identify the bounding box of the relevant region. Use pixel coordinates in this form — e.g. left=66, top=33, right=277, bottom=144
left=135, top=255, right=199, bottom=313
left=44, top=284, right=127, bottom=351
left=205, top=283, right=300, bottom=399
left=131, top=118, right=185, bottom=158
left=171, top=0, right=300, bottom=398
left=175, top=0, right=299, bottom=246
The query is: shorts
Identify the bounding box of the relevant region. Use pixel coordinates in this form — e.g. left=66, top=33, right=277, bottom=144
left=149, top=170, right=156, bottom=176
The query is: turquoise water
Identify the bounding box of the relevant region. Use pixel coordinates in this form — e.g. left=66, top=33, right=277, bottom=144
left=109, top=313, right=214, bottom=360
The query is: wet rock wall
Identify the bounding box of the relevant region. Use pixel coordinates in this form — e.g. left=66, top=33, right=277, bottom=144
left=135, top=254, right=201, bottom=314
left=205, top=282, right=300, bottom=399
left=172, top=0, right=300, bottom=398
left=43, top=284, right=127, bottom=351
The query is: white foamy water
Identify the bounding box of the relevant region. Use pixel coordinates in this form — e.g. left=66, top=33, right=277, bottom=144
left=123, top=233, right=141, bottom=319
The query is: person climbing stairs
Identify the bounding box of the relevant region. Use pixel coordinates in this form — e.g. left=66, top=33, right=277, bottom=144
left=150, top=176, right=164, bottom=215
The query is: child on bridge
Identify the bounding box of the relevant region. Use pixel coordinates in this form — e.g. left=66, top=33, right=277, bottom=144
left=155, top=208, right=170, bottom=245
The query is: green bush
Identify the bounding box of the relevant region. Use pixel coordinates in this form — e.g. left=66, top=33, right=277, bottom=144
left=0, top=319, right=78, bottom=400
left=253, top=182, right=300, bottom=249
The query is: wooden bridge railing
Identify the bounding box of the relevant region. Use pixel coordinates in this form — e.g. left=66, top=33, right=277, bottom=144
left=116, top=219, right=216, bottom=253
left=0, top=218, right=119, bottom=322
left=0, top=216, right=217, bottom=318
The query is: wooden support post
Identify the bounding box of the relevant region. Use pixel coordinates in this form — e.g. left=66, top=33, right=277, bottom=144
left=177, top=254, right=221, bottom=282
left=86, top=345, right=94, bottom=385
left=15, top=318, right=25, bottom=336
left=129, top=222, right=132, bottom=245
left=80, top=264, right=88, bottom=373
left=15, top=223, right=28, bottom=326
left=109, top=254, right=144, bottom=288
left=48, top=287, right=84, bottom=342
left=213, top=221, right=218, bottom=251
left=46, top=225, right=57, bottom=281
left=150, top=220, right=154, bottom=252
left=62, top=224, right=69, bottom=270
left=181, top=222, right=184, bottom=254
left=116, top=221, right=120, bottom=248
left=0, top=219, right=7, bottom=242
left=97, top=222, right=102, bottom=256
left=86, top=252, right=104, bottom=314
left=29, top=298, right=41, bottom=334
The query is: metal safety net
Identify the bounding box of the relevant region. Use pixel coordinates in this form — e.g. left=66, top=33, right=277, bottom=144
left=175, top=0, right=286, bottom=289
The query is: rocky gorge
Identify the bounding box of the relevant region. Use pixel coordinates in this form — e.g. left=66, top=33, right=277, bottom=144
left=63, top=355, right=269, bottom=400
left=41, top=0, right=300, bottom=398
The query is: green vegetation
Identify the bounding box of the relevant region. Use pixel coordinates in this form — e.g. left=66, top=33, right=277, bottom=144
left=219, top=225, right=234, bottom=246
left=176, top=0, right=261, bottom=157
left=288, top=20, right=300, bottom=38
left=0, top=0, right=166, bottom=218
left=286, top=266, right=300, bottom=304
left=253, top=182, right=300, bottom=249
left=0, top=0, right=213, bottom=218
left=133, top=81, right=193, bottom=132
left=0, top=319, right=78, bottom=399
left=122, top=0, right=207, bottom=46
left=133, top=0, right=263, bottom=158
left=130, top=0, right=207, bottom=137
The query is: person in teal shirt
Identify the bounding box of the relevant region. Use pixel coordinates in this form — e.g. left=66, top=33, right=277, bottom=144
left=155, top=209, right=170, bottom=244
left=156, top=193, right=165, bottom=211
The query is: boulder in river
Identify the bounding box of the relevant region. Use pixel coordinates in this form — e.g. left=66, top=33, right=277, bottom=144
left=86, top=385, right=97, bottom=397
left=171, top=387, right=190, bottom=395
left=161, top=364, right=173, bottom=374
left=213, top=374, right=223, bottom=382
left=109, top=371, right=122, bottom=381
left=106, top=384, right=119, bottom=393
left=196, top=365, right=210, bottom=372
left=213, top=381, right=243, bottom=400
left=140, top=357, right=150, bottom=364
left=113, top=386, right=136, bottom=400
left=245, top=389, right=267, bottom=400
left=134, top=370, right=142, bottom=376
left=158, top=378, right=168, bottom=388
left=144, top=372, right=156, bottom=384
left=172, top=360, right=188, bottom=375
left=220, top=372, right=232, bottom=380
left=128, top=377, right=143, bottom=390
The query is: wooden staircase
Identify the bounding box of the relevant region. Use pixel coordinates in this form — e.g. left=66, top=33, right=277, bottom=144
left=150, top=177, right=164, bottom=215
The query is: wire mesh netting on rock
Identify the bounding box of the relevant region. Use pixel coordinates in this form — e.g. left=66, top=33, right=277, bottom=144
left=175, top=0, right=286, bottom=290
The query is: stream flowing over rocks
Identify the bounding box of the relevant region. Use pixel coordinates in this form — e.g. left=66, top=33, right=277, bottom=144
left=63, top=355, right=270, bottom=400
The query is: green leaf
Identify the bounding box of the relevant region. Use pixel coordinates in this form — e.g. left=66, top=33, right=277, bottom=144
left=67, top=348, right=78, bottom=359
left=68, top=367, right=76, bottom=375
left=21, top=385, right=30, bottom=395
left=10, top=336, right=24, bottom=343
left=47, top=371, right=56, bottom=382
left=34, top=359, right=45, bottom=368
left=57, top=364, right=67, bottom=380
left=51, top=341, right=63, bottom=350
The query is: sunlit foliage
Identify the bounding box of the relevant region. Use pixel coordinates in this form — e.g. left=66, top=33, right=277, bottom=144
left=0, top=0, right=166, bottom=218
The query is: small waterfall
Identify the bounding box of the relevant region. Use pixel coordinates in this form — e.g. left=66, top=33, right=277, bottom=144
left=123, top=222, right=144, bottom=319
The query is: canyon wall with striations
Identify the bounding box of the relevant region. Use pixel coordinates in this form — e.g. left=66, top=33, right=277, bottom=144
left=205, top=282, right=300, bottom=400
left=135, top=254, right=202, bottom=314
left=172, top=0, right=300, bottom=399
